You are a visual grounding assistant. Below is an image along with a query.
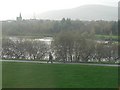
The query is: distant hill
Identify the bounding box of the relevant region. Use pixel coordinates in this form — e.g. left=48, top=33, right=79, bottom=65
left=39, top=5, right=118, bottom=21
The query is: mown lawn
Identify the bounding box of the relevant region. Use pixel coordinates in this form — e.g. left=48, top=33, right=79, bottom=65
left=2, top=62, right=118, bottom=88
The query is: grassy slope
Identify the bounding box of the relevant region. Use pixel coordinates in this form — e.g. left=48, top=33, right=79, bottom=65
left=2, top=62, right=118, bottom=88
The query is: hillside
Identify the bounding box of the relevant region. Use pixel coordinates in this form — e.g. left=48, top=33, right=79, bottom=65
left=39, top=5, right=118, bottom=21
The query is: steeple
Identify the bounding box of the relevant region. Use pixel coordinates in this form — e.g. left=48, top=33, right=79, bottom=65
left=19, top=13, right=22, bottom=18
left=16, top=13, right=22, bottom=21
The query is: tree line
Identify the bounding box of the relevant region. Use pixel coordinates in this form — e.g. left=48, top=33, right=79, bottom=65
left=2, top=18, right=118, bottom=37
left=2, top=19, right=119, bottom=63
left=2, top=38, right=49, bottom=60
left=1, top=31, right=119, bottom=63
left=53, top=31, right=119, bottom=63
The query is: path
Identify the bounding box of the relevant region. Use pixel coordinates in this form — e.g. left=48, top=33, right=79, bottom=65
left=0, top=60, right=120, bottom=67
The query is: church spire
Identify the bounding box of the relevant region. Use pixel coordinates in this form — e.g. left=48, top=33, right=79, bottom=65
left=16, top=13, right=22, bottom=21
left=19, top=13, right=22, bottom=18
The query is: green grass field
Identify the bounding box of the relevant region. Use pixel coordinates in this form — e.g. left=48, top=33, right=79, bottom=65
left=95, top=35, right=119, bottom=41
left=2, top=62, right=118, bottom=88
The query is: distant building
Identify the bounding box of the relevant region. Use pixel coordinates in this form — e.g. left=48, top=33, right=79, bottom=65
left=16, top=13, right=22, bottom=21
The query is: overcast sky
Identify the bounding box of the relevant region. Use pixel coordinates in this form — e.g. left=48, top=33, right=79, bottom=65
left=0, top=0, right=119, bottom=20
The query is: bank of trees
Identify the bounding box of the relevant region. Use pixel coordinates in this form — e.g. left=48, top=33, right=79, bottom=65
left=1, top=18, right=119, bottom=63
left=53, top=31, right=119, bottom=63
left=1, top=34, right=119, bottom=63
left=2, top=19, right=118, bottom=37
left=2, top=38, right=49, bottom=60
